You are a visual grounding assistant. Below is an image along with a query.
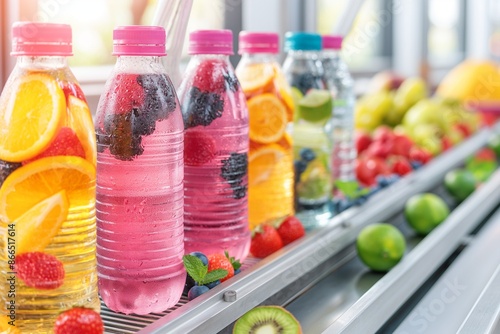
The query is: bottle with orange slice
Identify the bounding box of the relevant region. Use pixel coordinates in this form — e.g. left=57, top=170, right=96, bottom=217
left=282, top=32, right=333, bottom=229
left=0, top=23, right=98, bottom=333
left=235, top=32, right=295, bottom=231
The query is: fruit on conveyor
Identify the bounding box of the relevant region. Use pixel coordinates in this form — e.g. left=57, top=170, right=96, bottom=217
left=356, top=223, right=406, bottom=272
left=488, top=133, right=500, bottom=157
left=233, top=305, right=302, bottom=334
left=436, top=59, right=500, bottom=103
left=444, top=169, right=476, bottom=202
left=404, top=193, right=450, bottom=235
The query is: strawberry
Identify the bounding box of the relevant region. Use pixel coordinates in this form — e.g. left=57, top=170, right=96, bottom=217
left=207, top=253, right=234, bottom=282
left=277, top=216, right=305, bottom=245
left=193, top=59, right=226, bottom=93
left=409, top=148, right=432, bottom=165
left=391, top=156, right=413, bottom=176
left=54, top=307, right=103, bottom=334
left=391, top=134, right=413, bottom=158
left=355, top=131, right=372, bottom=155
left=16, top=252, right=65, bottom=290
left=250, top=225, right=284, bottom=258
left=25, top=127, right=85, bottom=163
left=184, top=131, right=216, bottom=166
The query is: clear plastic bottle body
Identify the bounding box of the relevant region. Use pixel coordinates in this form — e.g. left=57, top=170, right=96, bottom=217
left=95, top=56, right=185, bottom=315
left=322, top=49, right=357, bottom=186
left=178, top=54, right=251, bottom=261
left=0, top=56, right=99, bottom=332
left=282, top=50, right=333, bottom=228
left=236, top=53, right=295, bottom=230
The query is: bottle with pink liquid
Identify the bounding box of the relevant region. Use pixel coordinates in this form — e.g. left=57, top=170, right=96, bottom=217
left=178, top=30, right=251, bottom=262
left=95, top=26, right=185, bottom=315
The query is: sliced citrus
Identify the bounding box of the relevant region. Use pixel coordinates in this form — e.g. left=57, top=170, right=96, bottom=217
left=273, top=66, right=296, bottom=121
left=248, top=93, right=288, bottom=144
left=0, top=73, right=65, bottom=162
left=68, top=95, right=96, bottom=165
left=248, top=144, right=286, bottom=186
left=0, top=156, right=95, bottom=221
left=237, top=63, right=275, bottom=95
left=298, top=89, right=333, bottom=123
left=0, top=315, right=21, bottom=334
left=11, top=190, right=69, bottom=254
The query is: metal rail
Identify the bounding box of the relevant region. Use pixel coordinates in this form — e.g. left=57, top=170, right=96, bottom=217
left=131, top=125, right=494, bottom=333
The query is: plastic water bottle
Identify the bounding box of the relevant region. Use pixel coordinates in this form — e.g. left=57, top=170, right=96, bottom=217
left=235, top=32, right=295, bottom=231
left=95, top=26, right=185, bottom=315
left=0, top=22, right=99, bottom=332
left=178, top=30, right=251, bottom=261
left=282, top=32, right=333, bottom=229
left=321, top=35, right=356, bottom=188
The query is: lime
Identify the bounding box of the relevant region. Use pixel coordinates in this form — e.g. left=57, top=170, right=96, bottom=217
left=291, top=87, right=303, bottom=122
left=404, top=193, right=450, bottom=235
left=356, top=223, right=406, bottom=272
left=444, top=168, right=476, bottom=201
left=488, top=133, right=500, bottom=157
left=298, top=89, right=333, bottom=123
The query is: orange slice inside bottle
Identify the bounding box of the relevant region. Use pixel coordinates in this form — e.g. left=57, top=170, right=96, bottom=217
left=248, top=93, right=288, bottom=144
left=9, top=190, right=69, bottom=254
left=237, top=63, right=275, bottom=95
left=68, top=95, right=96, bottom=165
left=0, top=156, right=95, bottom=221
left=248, top=144, right=287, bottom=186
left=0, top=73, right=65, bottom=162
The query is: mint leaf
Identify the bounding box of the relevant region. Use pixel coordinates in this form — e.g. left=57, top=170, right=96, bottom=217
left=335, top=180, right=360, bottom=199
left=183, top=255, right=207, bottom=284
left=200, top=269, right=228, bottom=285
left=225, top=250, right=241, bottom=271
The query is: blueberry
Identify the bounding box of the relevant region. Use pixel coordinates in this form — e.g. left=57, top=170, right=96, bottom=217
left=376, top=175, right=390, bottom=188
left=205, top=280, right=221, bottom=289
left=234, top=268, right=241, bottom=275
left=182, top=87, right=224, bottom=129
left=387, top=174, right=400, bottom=184
left=0, top=160, right=22, bottom=188
left=353, top=196, right=368, bottom=206
left=368, top=185, right=382, bottom=196
left=331, top=198, right=342, bottom=213
left=189, top=252, right=208, bottom=266
left=410, top=161, right=423, bottom=170
left=337, top=199, right=353, bottom=213
left=183, top=275, right=196, bottom=296
left=291, top=73, right=322, bottom=95
left=300, top=148, right=316, bottom=162
left=187, top=285, right=210, bottom=301
left=221, top=152, right=248, bottom=199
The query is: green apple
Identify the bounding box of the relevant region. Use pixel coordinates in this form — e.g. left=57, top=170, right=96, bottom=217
left=403, top=99, right=442, bottom=130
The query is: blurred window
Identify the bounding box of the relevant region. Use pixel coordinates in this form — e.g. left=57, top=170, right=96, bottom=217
left=317, top=0, right=393, bottom=74
left=489, top=0, right=500, bottom=60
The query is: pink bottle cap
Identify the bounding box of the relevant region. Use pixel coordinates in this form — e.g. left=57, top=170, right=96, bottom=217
left=113, top=26, right=166, bottom=56
left=188, top=30, right=233, bottom=55
left=11, top=22, right=72, bottom=56
left=322, top=35, right=343, bottom=50
left=238, top=32, right=279, bottom=54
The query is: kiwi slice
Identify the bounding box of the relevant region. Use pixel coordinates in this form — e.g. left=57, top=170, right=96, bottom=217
left=233, top=305, right=302, bottom=334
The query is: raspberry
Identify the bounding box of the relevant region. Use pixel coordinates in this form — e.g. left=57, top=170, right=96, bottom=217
left=16, top=252, right=65, bottom=290
left=192, top=59, right=226, bottom=93
left=184, top=131, right=216, bottom=166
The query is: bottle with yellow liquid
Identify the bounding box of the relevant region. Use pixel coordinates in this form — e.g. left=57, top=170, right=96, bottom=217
left=235, top=32, right=295, bottom=231
left=0, top=22, right=98, bottom=333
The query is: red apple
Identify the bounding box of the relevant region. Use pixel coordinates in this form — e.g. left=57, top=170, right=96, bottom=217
left=365, top=140, right=392, bottom=159
left=356, top=157, right=391, bottom=186
left=409, top=148, right=432, bottom=164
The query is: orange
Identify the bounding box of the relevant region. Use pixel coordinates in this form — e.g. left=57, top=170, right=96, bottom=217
left=273, top=66, right=296, bottom=121
left=248, top=144, right=287, bottom=186
left=237, top=63, right=275, bottom=95
left=9, top=190, right=69, bottom=254
left=248, top=93, right=288, bottom=144
left=0, top=315, right=20, bottom=334
left=0, top=73, right=65, bottom=162
left=68, top=95, right=96, bottom=165
left=356, top=223, right=406, bottom=272
left=0, top=156, right=95, bottom=221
